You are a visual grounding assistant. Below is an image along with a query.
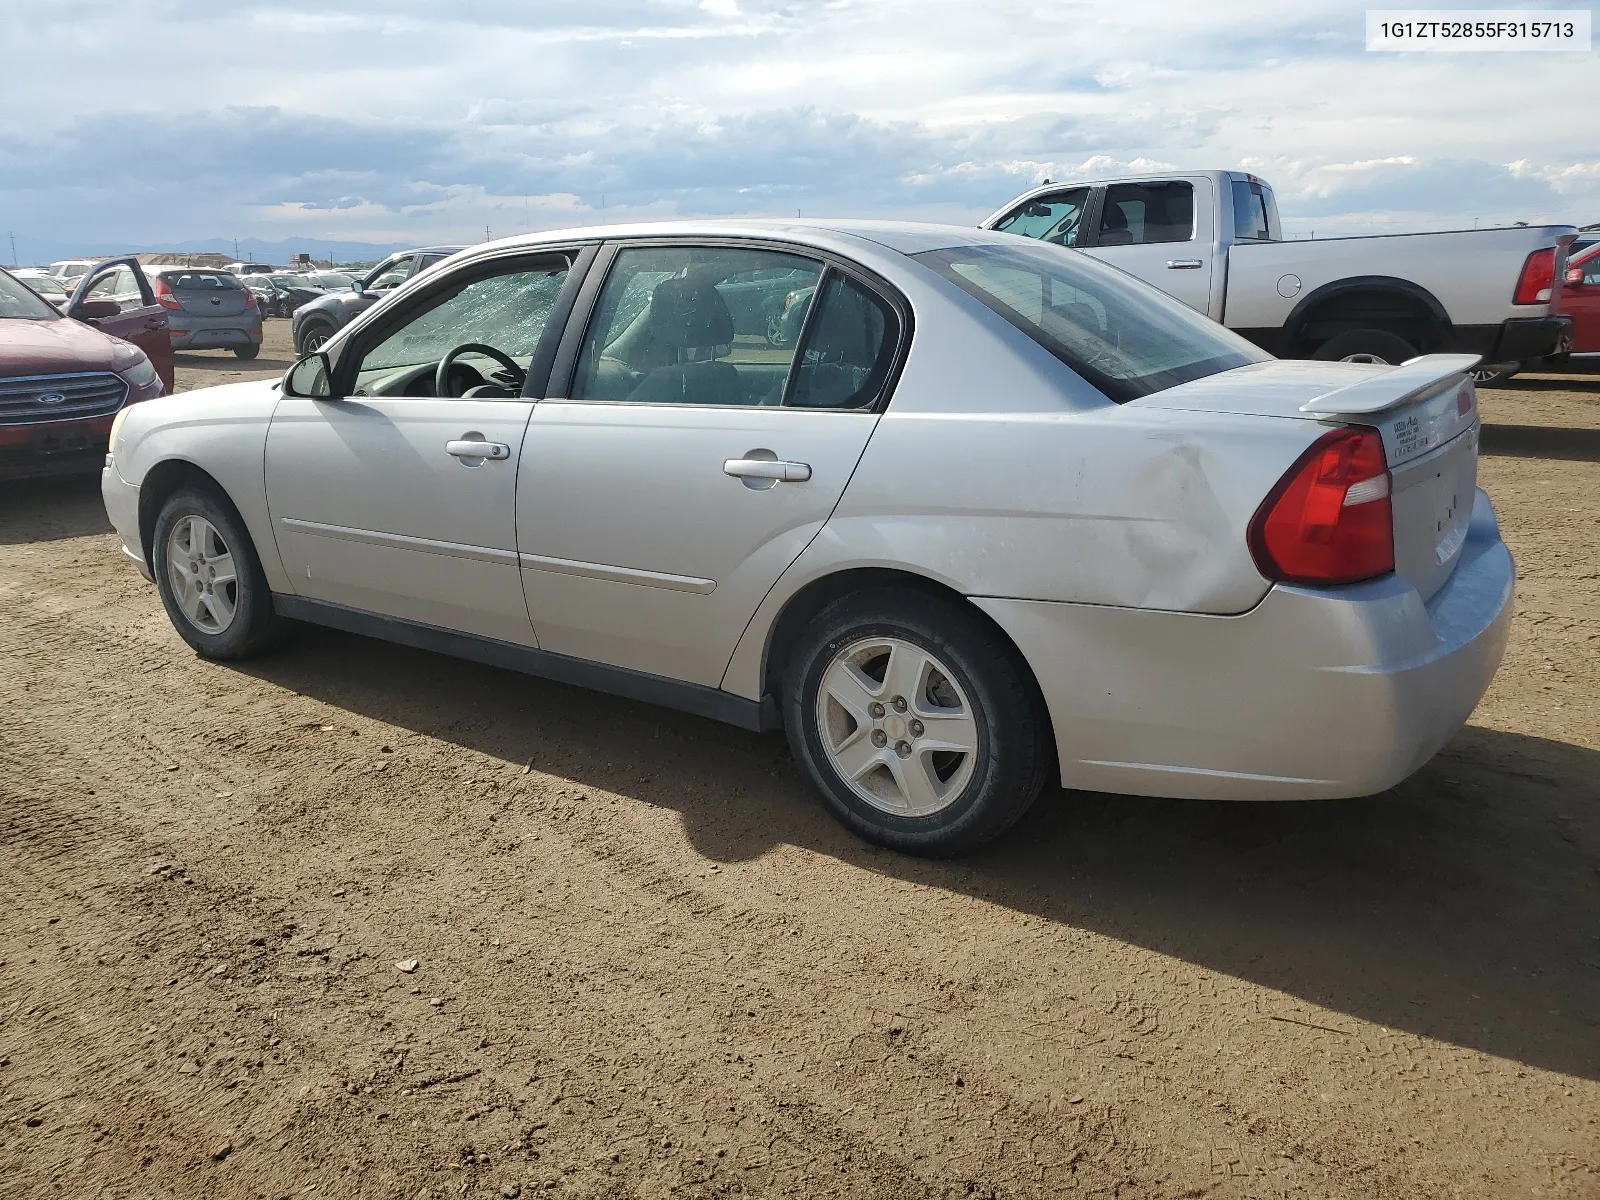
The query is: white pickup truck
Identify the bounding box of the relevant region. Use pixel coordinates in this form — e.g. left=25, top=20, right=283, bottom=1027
left=983, top=170, right=1576, bottom=383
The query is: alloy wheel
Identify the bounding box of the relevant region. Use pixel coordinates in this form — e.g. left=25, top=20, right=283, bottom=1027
left=815, top=636, right=979, bottom=817
left=165, top=515, right=238, bottom=634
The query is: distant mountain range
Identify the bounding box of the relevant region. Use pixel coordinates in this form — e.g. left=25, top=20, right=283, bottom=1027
left=8, top=236, right=419, bottom=269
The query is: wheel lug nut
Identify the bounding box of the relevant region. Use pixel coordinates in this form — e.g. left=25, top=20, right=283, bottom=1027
left=895, top=741, right=912, bottom=758
left=868, top=702, right=885, bottom=719
left=892, top=697, right=908, bottom=713
left=871, top=730, right=888, bottom=748
left=909, top=719, right=924, bottom=737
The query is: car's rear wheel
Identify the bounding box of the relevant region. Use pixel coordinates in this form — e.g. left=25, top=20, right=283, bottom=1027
left=298, top=320, right=335, bottom=354
left=783, top=588, right=1051, bottom=856
left=1470, top=361, right=1519, bottom=386
left=234, top=344, right=260, bottom=360
left=1311, top=329, right=1418, bottom=366
left=152, top=486, right=287, bottom=660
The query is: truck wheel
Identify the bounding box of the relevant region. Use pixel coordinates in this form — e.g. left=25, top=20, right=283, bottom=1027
left=783, top=587, right=1052, bottom=857
left=1470, top=362, right=1519, bottom=386
left=1312, top=329, right=1418, bottom=365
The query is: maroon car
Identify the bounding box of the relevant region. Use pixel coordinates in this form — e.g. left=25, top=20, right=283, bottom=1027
left=1, top=261, right=170, bottom=480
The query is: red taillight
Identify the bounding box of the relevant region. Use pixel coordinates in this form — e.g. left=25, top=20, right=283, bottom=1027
left=153, top=276, right=182, bottom=310
left=1512, top=247, right=1556, bottom=305
left=242, top=288, right=257, bottom=309
left=1248, top=425, right=1394, bottom=586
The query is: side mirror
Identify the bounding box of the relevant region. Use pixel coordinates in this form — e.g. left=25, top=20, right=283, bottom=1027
left=1566, top=267, right=1586, bottom=286
left=350, top=280, right=365, bottom=294
left=283, top=352, right=333, bottom=398
left=72, top=299, right=122, bottom=319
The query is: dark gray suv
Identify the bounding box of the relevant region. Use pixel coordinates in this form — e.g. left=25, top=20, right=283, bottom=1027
left=290, top=246, right=464, bottom=355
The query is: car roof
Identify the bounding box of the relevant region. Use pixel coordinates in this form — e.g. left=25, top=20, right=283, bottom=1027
left=449, top=219, right=1015, bottom=264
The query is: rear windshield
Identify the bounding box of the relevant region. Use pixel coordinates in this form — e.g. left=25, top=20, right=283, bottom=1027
left=166, top=272, right=243, bottom=291
left=0, top=269, right=60, bottom=319
left=914, top=241, right=1269, bottom=402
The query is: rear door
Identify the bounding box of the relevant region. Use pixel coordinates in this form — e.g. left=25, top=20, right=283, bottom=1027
left=73, top=261, right=174, bottom=392
left=517, top=241, right=904, bottom=686
left=1082, top=178, right=1216, bottom=314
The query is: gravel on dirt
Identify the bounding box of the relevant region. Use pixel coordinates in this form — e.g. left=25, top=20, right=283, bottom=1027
left=0, top=328, right=1596, bottom=1198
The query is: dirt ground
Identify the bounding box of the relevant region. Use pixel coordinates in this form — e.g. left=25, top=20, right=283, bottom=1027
left=1, top=322, right=1597, bottom=1199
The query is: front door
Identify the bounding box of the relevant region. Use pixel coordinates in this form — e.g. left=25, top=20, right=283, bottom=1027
left=265, top=252, right=574, bottom=644
left=1082, top=178, right=1215, bottom=314
left=74, top=261, right=175, bottom=392
left=1564, top=249, right=1600, bottom=353
left=517, top=243, right=901, bottom=687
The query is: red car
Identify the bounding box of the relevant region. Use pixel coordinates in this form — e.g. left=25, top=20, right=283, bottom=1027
left=1558, top=242, right=1600, bottom=356
left=1, top=259, right=172, bottom=480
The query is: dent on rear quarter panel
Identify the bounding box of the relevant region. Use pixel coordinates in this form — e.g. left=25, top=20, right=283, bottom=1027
left=117, top=380, right=288, bottom=593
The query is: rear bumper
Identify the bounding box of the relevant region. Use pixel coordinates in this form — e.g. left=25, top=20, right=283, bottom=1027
left=170, top=325, right=262, bottom=350
left=975, top=489, right=1514, bottom=801
left=1454, top=315, right=1575, bottom=363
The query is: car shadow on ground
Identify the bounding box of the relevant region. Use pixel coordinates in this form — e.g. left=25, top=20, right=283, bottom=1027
left=1481, top=424, right=1600, bottom=461
left=1493, top=373, right=1600, bottom=392
left=229, top=624, right=1600, bottom=1085
left=173, top=348, right=295, bottom=377
left=0, top=476, right=111, bottom=545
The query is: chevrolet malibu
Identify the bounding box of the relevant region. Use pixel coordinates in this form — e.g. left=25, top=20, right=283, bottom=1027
left=101, top=221, right=1512, bottom=855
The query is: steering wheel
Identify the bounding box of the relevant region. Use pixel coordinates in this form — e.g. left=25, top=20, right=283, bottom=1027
left=436, top=343, right=526, bottom=398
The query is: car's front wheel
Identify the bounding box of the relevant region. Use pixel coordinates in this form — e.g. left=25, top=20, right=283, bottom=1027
left=298, top=320, right=335, bottom=354
left=783, top=588, right=1052, bottom=856
left=152, top=486, right=287, bottom=660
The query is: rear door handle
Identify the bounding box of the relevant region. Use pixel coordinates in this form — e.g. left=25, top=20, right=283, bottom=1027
left=446, top=439, right=510, bottom=460
left=1166, top=259, right=1204, bottom=269
left=724, top=457, right=811, bottom=482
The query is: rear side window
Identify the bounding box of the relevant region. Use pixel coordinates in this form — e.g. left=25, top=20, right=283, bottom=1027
left=787, top=274, right=896, bottom=410
left=1232, top=180, right=1273, bottom=242
left=1097, top=182, right=1194, bottom=246
left=168, top=272, right=242, bottom=290
left=916, top=240, right=1268, bottom=402
left=992, top=187, right=1092, bottom=247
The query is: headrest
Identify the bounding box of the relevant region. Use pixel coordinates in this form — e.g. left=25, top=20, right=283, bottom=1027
left=648, top=276, right=734, bottom=350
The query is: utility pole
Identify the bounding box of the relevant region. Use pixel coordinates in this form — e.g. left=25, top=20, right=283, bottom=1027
left=485, top=225, right=492, bottom=242
left=7, top=231, right=15, bottom=267
left=234, top=238, right=239, bottom=261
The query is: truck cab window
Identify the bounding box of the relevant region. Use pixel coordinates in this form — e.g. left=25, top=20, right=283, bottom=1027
left=1231, top=180, right=1273, bottom=242
left=993, top=188, right=1091, bottom=247
left=1097, top=182, right=1194, bottom=246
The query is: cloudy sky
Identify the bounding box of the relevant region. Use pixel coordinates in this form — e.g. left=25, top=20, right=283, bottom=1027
left=1, top=0, right=1596, bottom=257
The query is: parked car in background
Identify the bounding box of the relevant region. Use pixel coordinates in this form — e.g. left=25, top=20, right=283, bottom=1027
left=985, top=170, right=1576, bottom=385
left=1, top=264, right=165, bottom=479
left=48, top=258, right=100, bottom=283
left=291, top=246, right=463, bottom=354
left=226, top=262, right=277, bottom=276
left=65, top=258, right=176, bottom=392
left=1556, top=241, right=1600, bottom=356
left=12, top=269, right=72, bottom=310
left=262, top=273, right=328, bottom=317
left=105, top=221, right=1511, bottom=856
left=304, top=270, right=355, bottom=291
left=140, top=264, right=264, bottom=359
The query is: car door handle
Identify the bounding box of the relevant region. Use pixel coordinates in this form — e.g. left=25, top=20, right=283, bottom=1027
left=446, top=439, right=510, bottom=460
left=724, top=457, right=811, bottom=482
left=1166, top=259, right=1204, bottom=269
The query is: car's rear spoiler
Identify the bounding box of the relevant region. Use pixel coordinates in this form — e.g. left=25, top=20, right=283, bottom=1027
left=1299, top=354, right=1481, bottom=417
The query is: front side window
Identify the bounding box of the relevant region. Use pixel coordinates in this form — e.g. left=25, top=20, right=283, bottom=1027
left=1097, top=182, right=1195, bottom=246
left=350, top=258, right=570, bottom=397
left=992, top=187, right=1092, bottom=248
left=1582, top=251, right=1600, bottom=286
left=366, top=257, right=413, bottom=291
left=571, top=246, right=824, bottom=406
left=0, top=268, right=59, bottom=320
left=916, top=240, right=1268, bottom=402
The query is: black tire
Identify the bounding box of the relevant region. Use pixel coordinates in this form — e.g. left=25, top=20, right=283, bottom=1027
left=298, top=320, right=335, bottom=355
left=152, top=485, right=288, bottom=660
left=234, top=344, right=260, bottom=360
left=1311, top=329, right=1418, bottom=365
left=782, top=587, right=1052, bottom=857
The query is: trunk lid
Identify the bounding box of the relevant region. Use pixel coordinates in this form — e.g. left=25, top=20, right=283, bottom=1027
left=166, top=270, right=249, bottom=318
left=1133, top=355, right=1482, bottom=602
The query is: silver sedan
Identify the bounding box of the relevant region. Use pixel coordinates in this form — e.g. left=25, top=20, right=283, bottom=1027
left=101, top=221, right=1513, bottom=855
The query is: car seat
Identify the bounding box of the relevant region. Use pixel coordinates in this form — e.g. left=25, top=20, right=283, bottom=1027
left=626, top=277, right=744, bottom=406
